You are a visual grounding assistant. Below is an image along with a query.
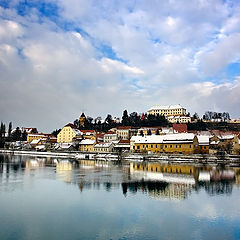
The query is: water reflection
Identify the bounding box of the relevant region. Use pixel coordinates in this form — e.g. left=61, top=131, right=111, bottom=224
left=0, top=154, right=240, bottom=200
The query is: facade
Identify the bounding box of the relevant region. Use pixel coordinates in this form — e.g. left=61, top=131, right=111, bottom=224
left=148, top=104, right=186, bottom=117
left=80, top=130, right=96, bottom=140
left=130, top=133, right=198, bottom=154
left=27, top=133, right=56, bottom=143
left=79, top=139, right=95, bottom=152
left=116, top=126, right=132, bottom=140
left=168, top=116, right=191, bottom=123
left=57, top=123, right=82, bottom=143
left=103, top=133, right=118, bottom=143
left=197, top=135, right=210, bottom=154
left=94, top=142, right=114, bottom=153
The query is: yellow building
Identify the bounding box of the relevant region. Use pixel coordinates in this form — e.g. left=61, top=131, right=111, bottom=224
left=131, top=133, right=198, bottom=154
left=57, top=123, right=82, bottom=143
left=79, top=139, right=95, bottom=152
left=148, top=104, right=186, bottom=117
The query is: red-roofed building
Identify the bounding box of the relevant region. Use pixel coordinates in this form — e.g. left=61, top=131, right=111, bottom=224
left=173, top=124, right=187, bottom=133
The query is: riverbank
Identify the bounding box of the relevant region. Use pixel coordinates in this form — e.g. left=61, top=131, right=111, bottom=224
left=1, top=149, right=240, bottom=164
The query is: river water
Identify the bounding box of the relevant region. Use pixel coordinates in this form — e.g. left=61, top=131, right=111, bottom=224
left=0, top=153, right=240, bottom=240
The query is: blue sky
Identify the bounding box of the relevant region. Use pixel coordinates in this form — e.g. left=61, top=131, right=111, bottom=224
left=0, top=0, right=240, bottom=131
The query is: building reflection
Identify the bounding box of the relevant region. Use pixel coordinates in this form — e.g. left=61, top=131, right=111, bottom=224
left=125, top=162, right=239, bottom=200
left=0, top=153, right=240, bottom=200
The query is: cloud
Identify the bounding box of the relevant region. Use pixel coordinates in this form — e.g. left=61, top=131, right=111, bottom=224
left=0, top=1, right=240, bottom=131
left=197, top=33, right=240, bottom=75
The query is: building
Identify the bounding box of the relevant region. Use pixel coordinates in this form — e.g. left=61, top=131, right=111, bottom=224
left=79, top=113, right=86, bottom=127
left=197, top=135, right=210, bottom=154
left=173, top=124, right=187, bottom=133
left=57, top=123, right=82, bottom=143
left=130, top=133, right=198, bottom=154
left=94, top=142, right=114, bottom=153
left=27, top=133, right=56, bottom=143
left=80, top=130, right=96, bottom=140
left=168, top=116, right=191, bottom=123
left=116, top=126, right=137, bottom=140
left=79, top=139, right=95, bottom=152
left=147, top=104, right=186, bottom=117
left=103, top=132, right=118, bottom=143
left=116, top=126, right=132, bottom=140
left=114, top=140, right=130, bottom=152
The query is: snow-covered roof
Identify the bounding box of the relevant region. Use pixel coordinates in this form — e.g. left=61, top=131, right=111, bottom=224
left=30, top=139, right=41, bottom=145
left=79, top=139, right=95, bottom=145
left=131, top=133, right=195, bottom=144
left=72, top=128, right=82, bottom=135
left=168, top=116, right=190, bottom=119
left=149, top=105, right=185, bottom=111
left=210, top=140, right=220, bottom=145
left=94, top=142, right=113, bottom=148
left=197, top=135, right=210, bottom=145
left=219, top=134, right=235, bottom=140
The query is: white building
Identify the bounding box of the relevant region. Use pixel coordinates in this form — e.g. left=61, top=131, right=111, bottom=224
left=147, top=104, right=187, bottom=117
left=104, top=133, right=118, bottom=143
left=168, top=116, right=191, bottom=123
left=94, top=142, right=114, bottom=153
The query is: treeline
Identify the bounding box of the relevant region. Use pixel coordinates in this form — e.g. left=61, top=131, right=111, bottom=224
left=73, top=110, right=169, bottom=132
left=0, top=122, right=27, bottom=147
left=187, top=121, right=240, bottom=131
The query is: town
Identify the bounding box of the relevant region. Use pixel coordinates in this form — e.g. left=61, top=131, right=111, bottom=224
left=1, top=104, right=240, bottom=156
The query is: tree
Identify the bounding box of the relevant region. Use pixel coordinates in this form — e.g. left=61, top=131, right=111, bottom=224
left=122, top=110, right=129, bottom=126
left=105, top=114, right=113, bottom=125
left=0, top=122, right=6, bottom=138
left=12, top=127, right=21, bottom=141
left=147, top=129, right=152, bottom=135
left=193, top=112, right=199, bottom=120
left=51, top=129, right=61, bottom=137
left=21, top=130, right=27, bottom=141
left=8, top=122, right=12, bottom=139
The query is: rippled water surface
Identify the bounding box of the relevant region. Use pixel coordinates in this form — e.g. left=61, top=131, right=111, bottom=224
left=1, top=154, right=240, bottom=240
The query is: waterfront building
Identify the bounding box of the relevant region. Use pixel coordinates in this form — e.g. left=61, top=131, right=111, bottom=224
left=94, top=142, right=114, bottom=153
left=57, top=123, right=82, bottom=143
left=147, top=104, right=187, bottom=117
left=114, top=140, right=130, bottom=152
left=130, top=133, right=198, bottom=154
left=27, top=133, right=56, bottom=143
left=79, top=139, right=95, bottom=152
left=197, top=135, right=210, bottom=154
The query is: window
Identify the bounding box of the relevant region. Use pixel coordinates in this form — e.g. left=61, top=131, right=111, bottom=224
left=151, top=145, right=153, bottom=148
left=179, top=145, right=181, bottom=148
left=137, top=146, right=140, bottom=149
left=156, top=144, right=158, bottom=148
left=189, top=145, right=192, bottom=148
left=176, top=145, right=178, bottom=148
left=170, top=145, right=172, bottom=148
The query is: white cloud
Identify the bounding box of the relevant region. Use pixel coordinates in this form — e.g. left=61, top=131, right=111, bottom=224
left=0, top=1, right=240, bottom=131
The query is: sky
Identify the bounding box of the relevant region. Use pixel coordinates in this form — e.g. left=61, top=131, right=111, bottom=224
left=0, top=0, right=240, bottom=132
